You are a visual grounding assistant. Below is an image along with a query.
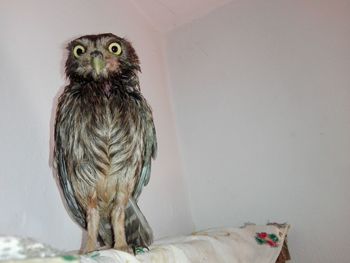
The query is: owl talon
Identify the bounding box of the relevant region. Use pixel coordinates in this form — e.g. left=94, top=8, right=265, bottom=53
left=115, top=245, right=133, bottom=254
left=81, top=247, right=95, bottom=255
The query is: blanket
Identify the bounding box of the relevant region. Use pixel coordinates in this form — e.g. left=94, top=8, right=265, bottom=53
left=0, top=224, right=290, bottom=263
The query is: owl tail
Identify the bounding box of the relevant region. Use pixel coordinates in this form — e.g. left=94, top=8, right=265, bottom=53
left=98, top=197, right=153, bottom=249
left=125, top=197, right=154, bottom=248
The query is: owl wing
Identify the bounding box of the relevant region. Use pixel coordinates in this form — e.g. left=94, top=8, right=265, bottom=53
left=121, top=106, right=157, bottom=247
left=54, top=102, right=87, bottom=229
left=132, top=110, right=157, bottom=201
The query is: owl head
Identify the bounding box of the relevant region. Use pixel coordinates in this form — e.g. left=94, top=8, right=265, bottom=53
left=65, top=33, right=140, bottom=82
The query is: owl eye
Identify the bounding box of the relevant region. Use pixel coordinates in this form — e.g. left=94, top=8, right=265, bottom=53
left=108, top=42, right=122, bottom=55
left=73, top=45, right=85, bottom=58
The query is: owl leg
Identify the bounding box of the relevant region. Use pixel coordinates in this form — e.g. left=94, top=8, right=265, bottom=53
left=111, top=189, right=132, bottom=253
left=84, top=193, right=100, bottom=253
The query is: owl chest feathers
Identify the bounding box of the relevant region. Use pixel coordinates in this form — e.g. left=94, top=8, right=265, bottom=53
left=58, top=84, right=146, bottom=210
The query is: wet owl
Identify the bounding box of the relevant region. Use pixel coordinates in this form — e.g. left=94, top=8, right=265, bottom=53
left=54, top=33, right=157, bottom=253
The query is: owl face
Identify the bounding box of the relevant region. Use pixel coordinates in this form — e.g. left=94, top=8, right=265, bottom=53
left=65, top=33, right=139, bottom=81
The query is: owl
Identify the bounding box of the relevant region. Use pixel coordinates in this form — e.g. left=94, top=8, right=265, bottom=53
left=54, top=33, right=157, bottom=253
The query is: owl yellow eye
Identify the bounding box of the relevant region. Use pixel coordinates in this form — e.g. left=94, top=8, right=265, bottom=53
left=108, top=42, right=122, bottom=55
left=73, top=45, right=85, bottom=58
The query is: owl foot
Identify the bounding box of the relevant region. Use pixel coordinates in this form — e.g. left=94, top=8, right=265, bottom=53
left=115, top=245, right=133, bottom=254
left=81, top=247, right=96, bottom=255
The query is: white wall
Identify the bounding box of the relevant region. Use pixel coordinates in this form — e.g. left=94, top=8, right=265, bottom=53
left=166, top=0, right=350, bottom=262
left=0, top=0, right=193, bottom=250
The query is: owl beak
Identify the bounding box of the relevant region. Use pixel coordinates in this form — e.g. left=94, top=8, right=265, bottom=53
left=91, top=51, right=105, bottom=76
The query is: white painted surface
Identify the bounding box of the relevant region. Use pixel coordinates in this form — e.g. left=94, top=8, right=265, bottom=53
left=131, top=0, right=232, bottom=32
left=166, top=0, right=350, bottom=262
left=0, top=0, right=193, bottom=250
